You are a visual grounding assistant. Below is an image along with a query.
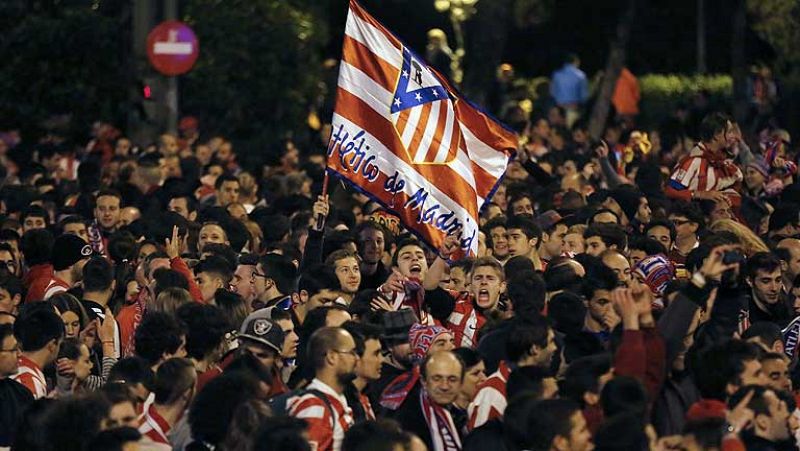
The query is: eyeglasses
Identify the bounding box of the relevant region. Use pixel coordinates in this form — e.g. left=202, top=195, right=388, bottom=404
left=671, top=219, right=690, bottom=226
left=0, top=346, right=20, bottom=354
left=251, top=271, right=268, bottom=280
left=332, top=349, right=359, bottom=358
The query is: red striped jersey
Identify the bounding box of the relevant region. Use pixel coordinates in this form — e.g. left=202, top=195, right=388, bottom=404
left=467, top=361, right=511, bottom=431
left=138, top=405, right=172, bottom=451
left=287, top=379, right=354, bottom=451
left=327, top=0, right=516, bottom=259
left=11, top=355, right=47, bottom=399
left=444, top=292, right=487, bottom=349
left=668, top=143, right=742, bottom=193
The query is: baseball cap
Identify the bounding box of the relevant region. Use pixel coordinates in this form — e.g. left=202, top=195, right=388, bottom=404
left=52, top=234, right=93, bottom=271
left=238, top=310, right=285, bottom=353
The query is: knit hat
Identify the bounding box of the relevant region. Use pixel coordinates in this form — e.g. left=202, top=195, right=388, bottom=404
left=747, top=156, right=770, bottom=178
left=609, top=187, right=643, bottom=223
left=633, top=254, right=674, bottom=297
left=238, top=310, right=285, bottom=353
left=52, top=234, right=93, bottom=271
left=408, top=323, right=452, bottom=362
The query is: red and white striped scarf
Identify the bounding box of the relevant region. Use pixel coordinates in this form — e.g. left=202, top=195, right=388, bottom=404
left=420, top=388, right=461, bottom=451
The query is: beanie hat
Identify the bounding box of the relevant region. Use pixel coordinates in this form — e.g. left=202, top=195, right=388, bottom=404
left=633, top=254, right=674, bottom=298
left=408, top=323, right=452, bottom=362
left=747, top=156, right=770, bottom=178
left=52, top=234, right=93, bottom=271
left=609, top=187, right=642, bottom=223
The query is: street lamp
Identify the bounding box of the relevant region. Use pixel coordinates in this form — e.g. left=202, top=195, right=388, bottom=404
left=433, top=0, right=478, bottom=85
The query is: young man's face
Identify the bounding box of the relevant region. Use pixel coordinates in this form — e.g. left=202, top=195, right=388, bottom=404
left=334, top=256, right=361, bottom=294
left=647, top=225, right=672, bottom=252
left=762, top=357, right=792, bottom=393
left=752, top=268, right=783, bottom=305
left=584, top=236, right=607, bottom=257
left=489, top=226, right=509, bottom=258
left=275, top=318, right=299, bottom=359
left=0, top=287, right=19, bottom=315
left=668, top=215, right=696, bottom=240
left=107, top=401, right=139, bottom=429
left=563, top=411, right=593, bottom=451
left=23, top=215, right=46, bottom=233
left=94, top=195, right=121, bottom=230
left=63, top=222, right=89, bottom=242
left=355, top=338, right=383, bottom=381
left=168, top=197, right=194, bottom=220
left=0, top=334, right=20, bottom=376
left=470, top=265, right=506, bottom=310
left=738, top=358, right=767, bottom=389
left=358, top=227, right=385, bottom=265
left=395, top=244, right=428, bottom=280
left=543, top=224, right=567, bottom=257
left=0, top=250, right=16, bottom=276
left=449, top=267, right=469, bottom=292
left=587, top=289, right=613, bottom=326
left=636, top=197, right=652, bottom=224
left=563, top=233, right=584, bottom=254
left=511, top=197, right=534, bottom=216
left=506, top=228, right=534, bottom=258
left=305, top=288, right=341, bottom=312
left=216, top=181, right=240, bottom=206
left=241, top=342, right=278, bottom=371
left=195, top=272, right=224, bottom=303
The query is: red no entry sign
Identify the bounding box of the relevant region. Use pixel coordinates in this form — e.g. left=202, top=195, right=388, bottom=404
left=146, top=20, right=199, bottom=76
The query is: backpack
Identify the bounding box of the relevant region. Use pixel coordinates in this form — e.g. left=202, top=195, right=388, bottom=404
left=269, top=388, right=336, bottom=427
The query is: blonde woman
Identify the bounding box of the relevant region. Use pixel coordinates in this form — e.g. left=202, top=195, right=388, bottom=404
left=708, top=219, right=769, bottom=256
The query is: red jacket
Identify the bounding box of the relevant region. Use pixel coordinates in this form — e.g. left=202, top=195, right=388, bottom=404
left=614, top=328, right=666, bottom=406
left=24, top=264, right=54, bottom=303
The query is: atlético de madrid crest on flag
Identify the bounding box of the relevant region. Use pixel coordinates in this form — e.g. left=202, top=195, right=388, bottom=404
left=390, top=47, right=461, bottom=165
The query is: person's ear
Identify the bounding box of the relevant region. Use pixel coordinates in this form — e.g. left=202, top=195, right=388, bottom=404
left=12, top=294, right=20, bottom=307
left=552, top=435, right=569, bottom=451
left=754, top=413, right=769, bottom=432
left=298, top=290, right=309, bottom=305
left=583, top=391, right=600, bottom=406
left=499, top=280, right=507, bottom=295
left=189, top=211, right=197, bottom=222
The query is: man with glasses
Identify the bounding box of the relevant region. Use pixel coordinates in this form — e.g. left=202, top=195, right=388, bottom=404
left=0, top=243, right=19, bottom=277
left=666, top=112, right=743, bottom=211
left=288, top=327, right=358, bottom=451
left=0, top=323, right=33, bottom=448
left=667, top=201, right=705, bottom=267
left=252, top=254, right=296, bottom=311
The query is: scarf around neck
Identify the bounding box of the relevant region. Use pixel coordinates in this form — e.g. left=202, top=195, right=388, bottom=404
left=420, top=388, right=462, bottom=451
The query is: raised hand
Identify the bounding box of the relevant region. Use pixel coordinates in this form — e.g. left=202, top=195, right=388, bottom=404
left=381, top=269, right=407, bottom=294
left=165, top=225, right=182, bottom=259
left=439, top=233, right=460, bottom=259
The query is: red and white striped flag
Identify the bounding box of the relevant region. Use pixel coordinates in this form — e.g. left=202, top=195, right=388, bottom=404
left=327, top=0, right=517, bottom=258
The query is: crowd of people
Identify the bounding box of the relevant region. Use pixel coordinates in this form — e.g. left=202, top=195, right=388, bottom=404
left=0, top=69, right=799, bottom=451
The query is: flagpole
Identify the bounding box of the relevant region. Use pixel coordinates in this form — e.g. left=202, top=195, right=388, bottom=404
left=315, top=170, right=330, bottom=230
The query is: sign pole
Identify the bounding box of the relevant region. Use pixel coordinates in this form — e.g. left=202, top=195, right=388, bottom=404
left=164, top=0, right=179, bottom=134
